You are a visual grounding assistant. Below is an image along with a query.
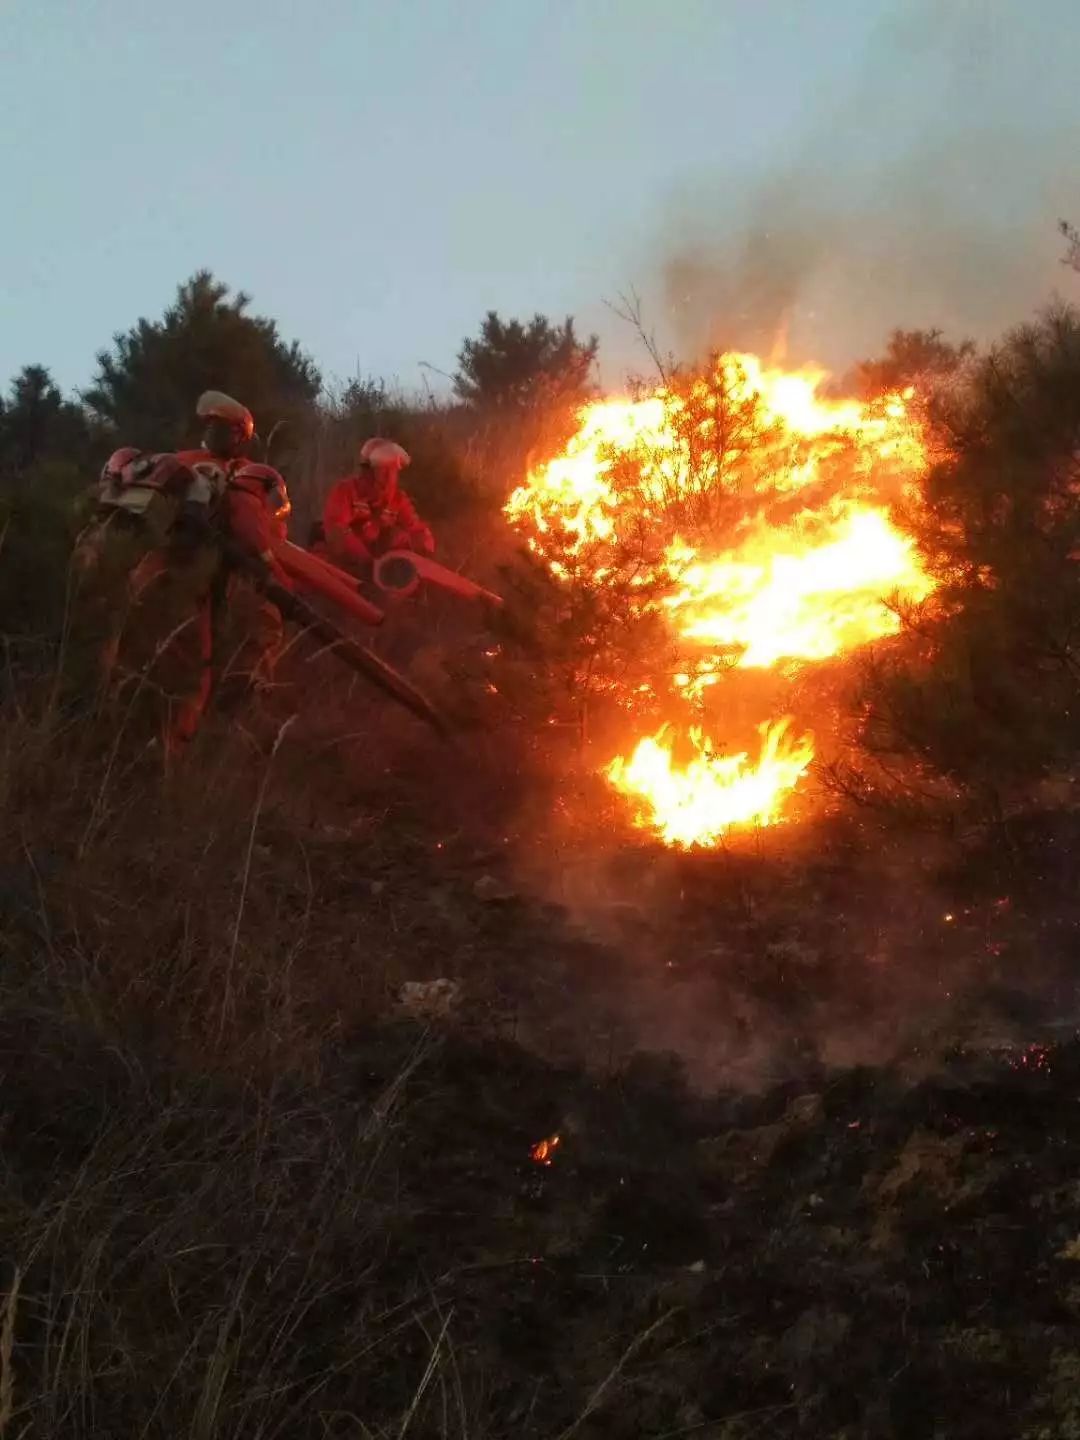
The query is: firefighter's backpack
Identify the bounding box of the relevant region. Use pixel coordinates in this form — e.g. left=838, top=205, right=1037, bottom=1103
left=94, top=449, right=197, bottom=545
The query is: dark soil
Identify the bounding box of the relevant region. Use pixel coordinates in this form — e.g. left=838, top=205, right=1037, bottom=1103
left=7, top=995, right=1080, bottom=1437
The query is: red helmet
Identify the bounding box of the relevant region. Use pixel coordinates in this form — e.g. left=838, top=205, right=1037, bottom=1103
left=100, top=445, right=142, bottom=482
left=232, top=462, right=291, bottom=522
left=196, top=390, right=255, bottom=443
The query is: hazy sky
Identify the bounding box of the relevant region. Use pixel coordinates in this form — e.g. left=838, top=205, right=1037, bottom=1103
left=3, top=0, right=1079, bottom=396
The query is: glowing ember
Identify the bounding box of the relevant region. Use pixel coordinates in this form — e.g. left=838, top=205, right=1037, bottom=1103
left=1005, top=1043, right=1053, bottom=1074
left=530, top=1134, right=561, bottom=1166
left=506, top=349, right=933, bottom=846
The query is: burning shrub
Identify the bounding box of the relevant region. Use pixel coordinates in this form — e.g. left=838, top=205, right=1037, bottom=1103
left=501, top=350, right=934, bottom=845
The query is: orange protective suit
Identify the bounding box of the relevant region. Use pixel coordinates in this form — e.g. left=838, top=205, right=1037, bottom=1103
left=110, top=451, right=292, bottom=755
left=322, top=454, right=434, bottom=569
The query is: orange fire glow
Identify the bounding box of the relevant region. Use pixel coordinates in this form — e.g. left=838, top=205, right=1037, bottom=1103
left=505, top=351, right=933, bottom=846
left=606, top=718, right=815, bottom=848
left=664, top=506, right=931, bottom=676
left=530, top=1134, right=561, bottom=1165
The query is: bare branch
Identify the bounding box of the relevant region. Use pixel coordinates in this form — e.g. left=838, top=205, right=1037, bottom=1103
left=604, top=287, right=671, bottom=384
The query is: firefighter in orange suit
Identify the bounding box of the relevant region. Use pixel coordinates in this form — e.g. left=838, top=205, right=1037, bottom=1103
left=321, top=438, right=434, bottom=572
left=99, top=392, right=291, bottom=755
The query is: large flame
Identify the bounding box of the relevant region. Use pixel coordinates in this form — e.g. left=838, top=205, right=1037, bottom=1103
left=664, top=506, right=931, bottom=674
left=606, top=719, right=815, bottom=848
left=506, top=352, right=933, bottom=846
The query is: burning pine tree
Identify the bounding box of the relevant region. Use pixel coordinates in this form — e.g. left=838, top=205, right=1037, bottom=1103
left=504, top=351, right=934, bottom=847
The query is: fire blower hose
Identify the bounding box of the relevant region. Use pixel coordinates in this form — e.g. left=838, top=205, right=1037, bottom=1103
left=273, top=539, right=386, bottom=626
left=372, top=549, right=504, bottom=607
left=226, top=544, right=448, bottom=737
left=265, top=577, right=448, bottom=736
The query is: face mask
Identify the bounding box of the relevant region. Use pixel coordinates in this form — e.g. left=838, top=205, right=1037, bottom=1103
left=204, top=421, right=241, bottom=459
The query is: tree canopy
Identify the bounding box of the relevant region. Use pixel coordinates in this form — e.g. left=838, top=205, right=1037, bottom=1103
left=85, top=271, right=321, bottom=451
left=454, top=311, right=598, bottom=412
left=850, top=304, right=1080, bottom=814
left=0, top=365, right=91, bottom=481
left=852, top=328, right=975, bottom=397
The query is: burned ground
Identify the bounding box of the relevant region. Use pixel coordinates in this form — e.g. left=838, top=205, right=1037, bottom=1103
left=3, top=653, right=1080, bottom=1438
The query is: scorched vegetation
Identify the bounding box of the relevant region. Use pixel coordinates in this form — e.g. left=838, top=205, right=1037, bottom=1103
left=5, top=274, right=1080, bottom=1436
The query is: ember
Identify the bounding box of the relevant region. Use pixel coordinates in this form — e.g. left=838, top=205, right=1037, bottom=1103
left=530, top=1134, right=561, bottom=1166
left=1006, top=1043, right=1053, bottom=1074
left=506, top=350, right=933, bottom=845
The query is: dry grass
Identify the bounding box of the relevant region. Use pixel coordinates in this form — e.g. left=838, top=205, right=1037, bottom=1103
left=11, top=640, right=1080, bottom=1438
left=0, top=676, right=415, bottom=1430
left=8, top=521, right=1080, bottom=1438
left=0, top=649, right=687, bottom=1437
left=0, top=1267, right=20, bottom=1438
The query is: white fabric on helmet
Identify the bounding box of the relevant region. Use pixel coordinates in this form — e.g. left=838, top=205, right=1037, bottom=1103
left=359, top=437, right=410, bottom=469
left=196, top=390, right=254, bottom=437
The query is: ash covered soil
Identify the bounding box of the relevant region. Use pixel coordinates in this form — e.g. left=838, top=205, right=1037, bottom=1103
left=5, top=674, right=1080, bottom=1438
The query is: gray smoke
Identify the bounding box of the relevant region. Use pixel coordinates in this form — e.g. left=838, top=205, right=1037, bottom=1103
left=659, top=0, right=1080, bottom=370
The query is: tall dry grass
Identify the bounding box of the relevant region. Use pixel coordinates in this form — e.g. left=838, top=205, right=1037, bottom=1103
left=0, top=391, right=698, bottom=1435
left=0, top=665, right=448, bottom=1432
left=0, top=650, right=697, bottom=1438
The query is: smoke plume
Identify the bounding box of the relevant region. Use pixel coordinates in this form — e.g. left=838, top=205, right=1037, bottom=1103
left=659, top=0, right=1080, bottom=370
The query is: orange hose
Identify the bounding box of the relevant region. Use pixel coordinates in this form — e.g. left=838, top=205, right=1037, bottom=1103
left=272, top=539, right=384, bottom=626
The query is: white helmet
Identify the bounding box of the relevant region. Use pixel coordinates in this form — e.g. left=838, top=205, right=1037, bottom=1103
left=196, top=390, right=255, bottom=442
left=359, top=437, right=410, bottom=471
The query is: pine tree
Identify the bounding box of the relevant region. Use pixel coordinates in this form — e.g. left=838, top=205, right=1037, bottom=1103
left=0, top=365, right=90, bottom=478
left=454, top=311, right=598, bottom=414
left=85, top=271, right=321, bottom=451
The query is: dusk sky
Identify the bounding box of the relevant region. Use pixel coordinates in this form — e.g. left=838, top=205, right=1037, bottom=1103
left=3, top=0, right=1078, bottom=396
